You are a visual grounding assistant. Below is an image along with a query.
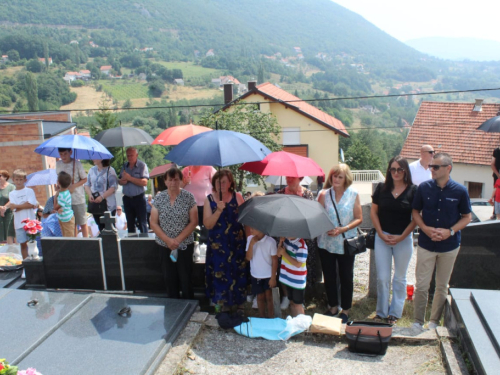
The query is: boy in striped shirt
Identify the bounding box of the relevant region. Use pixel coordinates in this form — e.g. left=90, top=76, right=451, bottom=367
left=54, top=171, right=75, bottom=237
left=277, top=237, right=308, bottom=317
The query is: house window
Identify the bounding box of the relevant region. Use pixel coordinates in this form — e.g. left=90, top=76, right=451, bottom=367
left=466, top=182, right=483, bottom=198
left=283, top=127, right=300, bottom=145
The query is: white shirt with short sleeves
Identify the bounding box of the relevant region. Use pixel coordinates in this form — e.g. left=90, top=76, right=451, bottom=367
left=115, top=212, right=127, bottom=230
left=56, top=159, right=87, bottom=205
left=246, top=235, right=278, bottom=279
left=409, top=159, right=432, bottom=186
left=9, top=187, right=37, bottom=229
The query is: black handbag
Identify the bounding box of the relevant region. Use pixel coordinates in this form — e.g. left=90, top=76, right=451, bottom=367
left=88, top=167, right=109, bottom=217
left=329, top=189, right=367, bottom=256
left=345, top=321, right=393, bottom=356
left=365, top=228, right=376, bottom=249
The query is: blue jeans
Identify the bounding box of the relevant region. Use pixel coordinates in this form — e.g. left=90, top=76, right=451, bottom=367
left=375, top=231, right=413, bottom=318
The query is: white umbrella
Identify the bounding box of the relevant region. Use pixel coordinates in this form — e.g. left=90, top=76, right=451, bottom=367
left=265, top=176, right=313, bottom=186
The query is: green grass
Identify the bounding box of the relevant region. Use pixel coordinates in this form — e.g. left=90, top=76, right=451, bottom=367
left=155, top=61, right=221, bottom=79
left=99, top=81, right=149, bottom=100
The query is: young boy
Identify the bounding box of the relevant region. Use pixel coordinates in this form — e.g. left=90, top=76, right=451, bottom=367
left=489, top=178, right=500, bottom=220
left=245, top=227, right=278, bottom=318
left=54, top=171, right=75, bottom=237
left=6, top=169, right=37, bottom=262
left=277, top=237, right=308, bottom=317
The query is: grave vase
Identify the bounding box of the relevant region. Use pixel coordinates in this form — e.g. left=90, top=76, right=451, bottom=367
left=28, top=241, right=39, bottom=259
left=193, top=241, right=200, bottom=262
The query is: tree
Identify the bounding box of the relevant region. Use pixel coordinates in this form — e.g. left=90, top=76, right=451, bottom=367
left=257, top=64, right=265, bottom=84
left=25, top=72, right=39, bottom=112
left=26, top=59, right=44, bottom=73
left=344, top=139, right=381, bottom=171
left=148, top=79, right=165, bottom=97
left=199, top=102, right=282, bottom=191
left=7, top=49, right=20, bottom=62
left=43, top=41, right=49, bottom=70
left=123, top=99, right=132, bottom=109
left=91, top=100, right=123, bottom=171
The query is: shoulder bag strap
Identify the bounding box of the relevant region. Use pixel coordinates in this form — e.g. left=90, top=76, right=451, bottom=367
left=329, top=188, right=346, bottom=240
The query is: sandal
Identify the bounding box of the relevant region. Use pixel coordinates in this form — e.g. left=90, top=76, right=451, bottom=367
left=339, top=312, right=349, bottom=324
left=387, top=315, right=398, bottom=325
left=373, top=315, right=385, bottom=322
left=324, top=309, right=339, bottom=317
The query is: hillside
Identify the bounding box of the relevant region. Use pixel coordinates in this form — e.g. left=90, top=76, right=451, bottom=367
left=406, top=37, right=500, bottom=61
left=0, top=0, right=427, bottom=75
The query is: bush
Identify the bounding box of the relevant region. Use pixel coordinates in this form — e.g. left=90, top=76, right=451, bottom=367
left=71, top=79, right=85, bottom=87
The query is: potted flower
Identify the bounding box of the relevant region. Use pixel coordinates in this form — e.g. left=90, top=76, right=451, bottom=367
left=22, top=219, right=43, bottom=259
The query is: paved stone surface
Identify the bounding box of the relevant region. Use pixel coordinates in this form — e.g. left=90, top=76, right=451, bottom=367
left=439, top=339, right=469, bottom=375
left=190, top=312, right=209, bottom=323
left=177, top=327, right=445, bottom=375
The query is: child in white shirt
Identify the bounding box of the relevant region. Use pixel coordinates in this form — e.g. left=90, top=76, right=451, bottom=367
left=245, top=227, right=278, bottom=318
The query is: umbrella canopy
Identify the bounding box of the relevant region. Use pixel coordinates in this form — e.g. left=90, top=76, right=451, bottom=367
left=265, top=175, right=312, bottom=186
left=165, top=130, right=271, bottom=167
left=26, top=169, right=58, bottom=187
left=94, top=126, right=154, bottom=147
left=152, top=124, right=212, bottom=146
left=477, top=116, right=500, bottom=133
left=238, top=195, right=335, bottom=239
left=35, top=135, right=113, bottom=160
left=239, top=151, right=324, bottom=177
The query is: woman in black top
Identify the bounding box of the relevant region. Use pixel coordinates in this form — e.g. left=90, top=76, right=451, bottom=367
left=370, top=156, right=417, bottom=324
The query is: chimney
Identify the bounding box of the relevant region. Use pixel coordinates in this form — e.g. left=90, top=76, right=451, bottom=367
left=473, top=99, right=483, bottom=112
left=248, top=81, right=257, bottom=91
left=224, top=83, right=233, bottom=104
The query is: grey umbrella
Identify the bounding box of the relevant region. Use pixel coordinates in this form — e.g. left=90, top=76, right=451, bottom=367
left=94, top=126, right=154, bottom=147
left=237, top=195, right=335, bottom=239
left=477, top=115, right=500, bottom=132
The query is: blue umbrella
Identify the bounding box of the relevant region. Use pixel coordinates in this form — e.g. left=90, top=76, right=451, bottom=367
left=26, top=169, right=58, bottom=187
left=164, top=130, right=271, bottom=166
left=34, top=135, right=113, bottom=160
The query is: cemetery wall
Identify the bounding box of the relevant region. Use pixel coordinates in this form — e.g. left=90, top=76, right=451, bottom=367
left=0, top=111, right=72, bottom=122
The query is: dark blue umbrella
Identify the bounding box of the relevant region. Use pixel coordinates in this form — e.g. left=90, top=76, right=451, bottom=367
left=35, top=135, right=113, bottom=160
left=26, top=169, right=58, bottom=186
left=164, top=130, right=271, bottom=166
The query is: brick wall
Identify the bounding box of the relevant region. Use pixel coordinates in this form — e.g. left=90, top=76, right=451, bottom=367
left=0, top=112, right=71, bottom=122
left=0, top=122, right=41, bottom=142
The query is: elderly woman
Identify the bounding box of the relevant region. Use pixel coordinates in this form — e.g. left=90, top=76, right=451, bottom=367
left=276, top=176, right=319, bottom=309
left=0, top=170, right=15, bottom=244
left=84, top=159, right=118, bottom=231
left=151, top=167, right=198, bottom=299
left=204, top=169, right=247, bottom=312
left=317, top=164, right=362, bottom=323
left=371, top=156, right=416, bottom=325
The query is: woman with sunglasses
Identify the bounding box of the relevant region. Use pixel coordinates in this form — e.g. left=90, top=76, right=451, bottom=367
left=370, top=156, right=417, bottom=325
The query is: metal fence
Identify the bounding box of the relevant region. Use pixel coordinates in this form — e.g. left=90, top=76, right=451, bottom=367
left=352, top=170, right=385, bottom=182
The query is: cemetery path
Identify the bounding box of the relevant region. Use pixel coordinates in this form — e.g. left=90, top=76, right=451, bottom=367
left=172, top=327, right=445, bottom=375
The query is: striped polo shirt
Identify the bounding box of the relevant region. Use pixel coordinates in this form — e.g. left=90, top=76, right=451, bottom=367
left=279, top=238, right=308, bottom=290
left=57, top=190, right=74, bottom=222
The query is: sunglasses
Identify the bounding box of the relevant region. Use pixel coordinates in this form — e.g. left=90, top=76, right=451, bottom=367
left=425, top=150, right=435, bottom=154
left=428, top=164, right=449, bottom=171
left=389, top=167, right=405, bottom=174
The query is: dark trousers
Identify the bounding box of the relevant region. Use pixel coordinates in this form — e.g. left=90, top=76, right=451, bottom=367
left=318, top=247, right=355, bottom=310
left=94, top=209, right=116, bottom=232
left=160, top=243, right=194, bottom=299
left=123, top=193, right=148, bottom=233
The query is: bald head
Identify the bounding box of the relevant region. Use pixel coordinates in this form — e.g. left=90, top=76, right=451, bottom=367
left=420, top=144, right=435, bottom=166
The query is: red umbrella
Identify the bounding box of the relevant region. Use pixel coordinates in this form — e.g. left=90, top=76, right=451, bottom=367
left=152, top=123, right=212, bottom=145
left=239, top=151, right=324, bottom=177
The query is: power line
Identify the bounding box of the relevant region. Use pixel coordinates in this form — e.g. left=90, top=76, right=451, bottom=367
left=0, top=86, right=499, bottom=114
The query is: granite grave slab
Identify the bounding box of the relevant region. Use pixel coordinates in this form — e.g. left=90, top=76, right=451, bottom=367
left=450, top=288, right=500, bottom=375
left=449, top=221, right=500, bottom=290
left=0, top=268, right=22, bottom=288
left=14, top=292, right=197, bottom=375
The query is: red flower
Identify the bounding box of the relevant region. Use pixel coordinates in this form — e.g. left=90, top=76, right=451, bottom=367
left=23, top=225, right=29, bottom=231
left=21, top=218, right=30, bottom=224
left=0, top=362, right=5, bottom=370
left=27, top=228, right=38, bottom=235
left=26, top=221, right=36, bottom=228
left=35, top=225, right=42, bottom=231
left=34, top=220, right=42, bottom=225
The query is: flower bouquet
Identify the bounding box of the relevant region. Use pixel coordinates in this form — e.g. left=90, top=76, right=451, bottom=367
left=0, top=359, right=18, bottom=375
left=21, top=219, right=43, bottom=242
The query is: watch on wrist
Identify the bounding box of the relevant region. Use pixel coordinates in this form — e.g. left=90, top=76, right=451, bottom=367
left=450, top=228, right=455, bottom=236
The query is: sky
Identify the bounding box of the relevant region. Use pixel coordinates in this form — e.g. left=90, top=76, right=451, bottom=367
left=332, top=0, right=500, bottom=43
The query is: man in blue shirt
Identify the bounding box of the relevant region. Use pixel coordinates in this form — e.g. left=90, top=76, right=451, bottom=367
left=411, top=152, right=471, bottom=331
left=118, top=147, right=149, bottom=234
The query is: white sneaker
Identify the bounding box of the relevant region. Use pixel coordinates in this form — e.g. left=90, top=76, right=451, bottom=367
left=428, top=322, right=438, bottom=329
left=411, top=322, right=424, bottom=333
left=247, top=294, right=254, bottom=303
left=21, top=269, right=26, bottom=279
left=252, top=298, right=258, bottom=309
left=280, top=296, right=290, bottom=310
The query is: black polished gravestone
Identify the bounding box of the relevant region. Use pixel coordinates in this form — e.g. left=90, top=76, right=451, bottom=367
left=449, top=221, right=500, bottom=290
left=449, top=288, right=500, bottom=375
left=0, top=289, right=198, bottom=375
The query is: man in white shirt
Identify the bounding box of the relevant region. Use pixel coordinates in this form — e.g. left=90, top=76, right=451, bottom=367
left=409, top=145, right=434, bottom=185
left=115, top=206, right=127, bottom=231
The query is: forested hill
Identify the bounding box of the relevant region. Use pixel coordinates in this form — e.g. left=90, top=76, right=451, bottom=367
left=0, top=0, right=425, bottom=72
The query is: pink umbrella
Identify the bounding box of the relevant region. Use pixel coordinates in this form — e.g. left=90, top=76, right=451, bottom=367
left=239, top=151, right=324, bottom=177
left=152, top=123, right=212, bottom=146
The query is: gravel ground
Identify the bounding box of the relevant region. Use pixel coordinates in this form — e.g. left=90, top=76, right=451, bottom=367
left=178, top=328, right=445, bottom=375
